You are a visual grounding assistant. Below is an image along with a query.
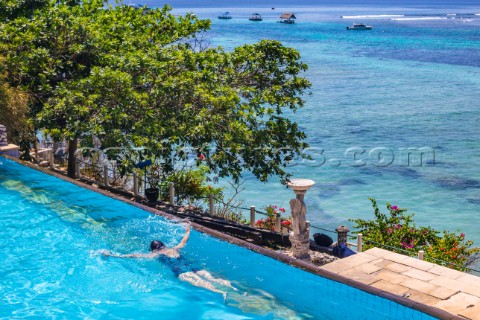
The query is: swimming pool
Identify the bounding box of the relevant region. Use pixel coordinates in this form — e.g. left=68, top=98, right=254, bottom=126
left=0, top=156, right=436, bottom=319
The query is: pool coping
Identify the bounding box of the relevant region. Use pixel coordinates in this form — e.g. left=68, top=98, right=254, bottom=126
left=2, top=155, right=461, bottom=320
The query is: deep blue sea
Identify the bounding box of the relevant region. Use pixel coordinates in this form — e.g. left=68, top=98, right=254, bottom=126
left=135, top=1, right=480, bottom=258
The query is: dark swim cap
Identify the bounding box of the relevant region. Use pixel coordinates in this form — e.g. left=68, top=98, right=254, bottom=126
left=150, top=240, right=165, bottom=251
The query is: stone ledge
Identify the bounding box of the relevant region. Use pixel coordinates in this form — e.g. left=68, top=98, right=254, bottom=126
left=0, top=144, right=20, bottom=158
left=0, top=144, right=19, bottom=152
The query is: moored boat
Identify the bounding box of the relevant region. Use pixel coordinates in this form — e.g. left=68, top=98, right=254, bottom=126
left=218, top=12, right=232, bottom=19
left=346, top=23, right=373, bottom=30
left=278, top=13, right=296, bottom=24
left=249, top=13, right=262, bottom=21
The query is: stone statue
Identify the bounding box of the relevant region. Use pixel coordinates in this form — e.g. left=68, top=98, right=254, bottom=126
left=289, top=194, right=310, bottom=260
left=289, top=198, right=307, bottom=236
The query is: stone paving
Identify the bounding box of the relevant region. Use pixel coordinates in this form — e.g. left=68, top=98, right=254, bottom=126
left=320, top=247, right=480, bottom=319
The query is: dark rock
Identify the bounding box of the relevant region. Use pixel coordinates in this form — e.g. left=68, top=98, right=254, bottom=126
left=313, top=233, right=333, bottom=247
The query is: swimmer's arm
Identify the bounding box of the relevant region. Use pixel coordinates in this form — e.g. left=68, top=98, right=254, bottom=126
left=102, top=251, right=160, bottom=259
left=174, top=224, right=191, bottom=249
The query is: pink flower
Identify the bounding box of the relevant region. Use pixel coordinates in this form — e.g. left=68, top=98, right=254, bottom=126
left=460, top=233, right=465, bottom=238
left=391, top=205, right=398, bottom=210
left=281, top=220, right=291, bottom=227
left=198, top=154, right=205, bottom=161
left=386, top=228, right=392, bottom=234
left=279, top=207, right=286, bottom=213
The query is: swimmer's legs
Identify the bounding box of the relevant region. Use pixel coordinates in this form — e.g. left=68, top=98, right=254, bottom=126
left=195, top=270, right=238, bottom=291
left=179, top=271, right=227, bottom=301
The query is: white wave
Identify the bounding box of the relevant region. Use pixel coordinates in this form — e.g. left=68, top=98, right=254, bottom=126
left=391, top=17, right=448, bottom=21
left=447, top=14, right=456, bottom=16
left=476, top=14, right=480, bottom=16
left=341, top=14, right=404, bottom=19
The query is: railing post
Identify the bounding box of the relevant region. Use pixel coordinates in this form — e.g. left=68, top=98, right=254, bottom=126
left=336, top=225, right=350, bottom=246
left=357, top=234, right=363, bottom=253
left=103, top=165, right=109, bottom=187
left=306, top=220, right=310, bottom=238
left=49, top=149, right=54, bottom=167
left=275, top=214, right=281, bottom=232
left=418, top=250, right=424, bottom=260
left=169, top=182, right=175, bottom=205
left=75, top=158, right=80, bottom=178
left=209, top=193, right=215, bottom=216
left=250, top=206, right=255, bottom=227
left=133, top=173, right=139, bottom=197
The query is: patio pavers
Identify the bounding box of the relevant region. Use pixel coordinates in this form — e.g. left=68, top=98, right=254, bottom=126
left=320, top=247, right=480, bottom=320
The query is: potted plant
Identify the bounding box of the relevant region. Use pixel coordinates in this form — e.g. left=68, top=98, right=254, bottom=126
left=145, top=163, right=162, bottom=203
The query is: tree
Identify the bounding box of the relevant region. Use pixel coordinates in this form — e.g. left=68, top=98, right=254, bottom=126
left=0, top=0, right=210, bottom=176
left=0, top=0, right=50, bottom=21
left=0, top=65, right=33, bottom=157
left=0, top=0, right=311, bottom=183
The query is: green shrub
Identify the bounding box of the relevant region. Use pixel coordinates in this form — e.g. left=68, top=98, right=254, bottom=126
left=162, top=165, right=222, bottom=205
left=350, top=198, right=479, bottom=271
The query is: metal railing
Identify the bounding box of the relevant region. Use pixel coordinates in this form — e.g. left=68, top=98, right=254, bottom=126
left=61, top=155, right=480, bottom=275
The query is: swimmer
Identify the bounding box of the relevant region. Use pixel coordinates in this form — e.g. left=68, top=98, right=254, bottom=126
left=102, top=222, right=236, bottom=301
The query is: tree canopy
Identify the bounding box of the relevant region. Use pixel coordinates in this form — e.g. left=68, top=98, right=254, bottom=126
left=0, top=0, right=311, bottom=182
left=0, top=66, right=32, bottom=147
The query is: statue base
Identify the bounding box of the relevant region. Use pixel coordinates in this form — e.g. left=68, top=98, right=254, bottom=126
left=289, top=232, right=311, bottom=260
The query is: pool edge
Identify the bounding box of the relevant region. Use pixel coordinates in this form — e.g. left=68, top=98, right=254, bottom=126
left=2, top=155, right=461, bottom=320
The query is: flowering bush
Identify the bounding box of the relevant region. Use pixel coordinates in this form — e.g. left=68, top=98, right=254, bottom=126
left=350, top=198, right=479, bottom=271
left=255, top=205, right=292, bottom=232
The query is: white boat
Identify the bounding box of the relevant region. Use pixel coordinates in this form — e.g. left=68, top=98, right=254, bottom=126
left=346, top=23, right=373, bottom=30
left=249, top=13, right=263, bottom=21
left=218, top=12, right=232, bottom=19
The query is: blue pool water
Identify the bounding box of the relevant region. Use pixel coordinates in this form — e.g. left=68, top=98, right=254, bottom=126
left=0, top=157, right=435, bottom=319
left=152, top=1, right=480, bottom=263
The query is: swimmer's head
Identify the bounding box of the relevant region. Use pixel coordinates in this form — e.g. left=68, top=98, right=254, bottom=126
left=150, top=240, right=165, bottom=251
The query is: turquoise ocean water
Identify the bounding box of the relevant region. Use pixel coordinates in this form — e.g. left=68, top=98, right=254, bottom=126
left=146, top=1, right=480, bottom=261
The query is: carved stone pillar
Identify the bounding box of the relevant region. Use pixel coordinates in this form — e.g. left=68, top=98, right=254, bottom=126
left=287, top=179, right=315, bottom=260
left=0, top=125, right=7, bottom=147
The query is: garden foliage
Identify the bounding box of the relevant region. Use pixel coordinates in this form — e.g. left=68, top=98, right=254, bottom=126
left=351, top=198, right=479, bottom=270
left=0, top=0, right=311, bottom=184
left=255, top=205, right=292, bottom=232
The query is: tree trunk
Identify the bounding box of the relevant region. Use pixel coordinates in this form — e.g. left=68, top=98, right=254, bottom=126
left=67, top=137, right=78, bottom=178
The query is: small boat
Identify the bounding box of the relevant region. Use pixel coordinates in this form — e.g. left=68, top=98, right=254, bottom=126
left=346, top=23, right=373, bottom=30
left=249, top=13, right=262, bottom=21
left=126, top=3, right=143, bottom=9
left=278, top=13, right=296, bottom=24
left=218, top=12, right=232, bottom=19
left=126, top=3, right=151, bottom=13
